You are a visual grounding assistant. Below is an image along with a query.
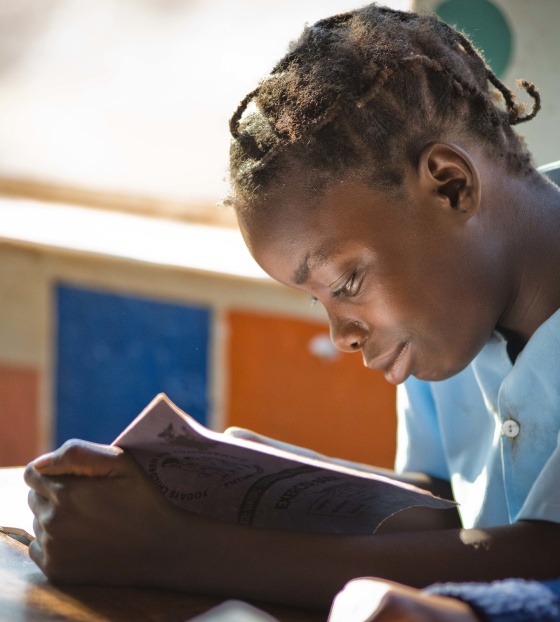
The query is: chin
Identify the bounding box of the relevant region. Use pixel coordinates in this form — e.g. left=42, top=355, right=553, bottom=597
left=413, top=333, right=492, bottom=383
left=414, top=360, right=471, bottom=383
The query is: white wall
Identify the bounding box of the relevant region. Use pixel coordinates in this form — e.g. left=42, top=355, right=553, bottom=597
left=415, top=0, right=560, bottom=168
left=0, top=0, right=411, bottom=204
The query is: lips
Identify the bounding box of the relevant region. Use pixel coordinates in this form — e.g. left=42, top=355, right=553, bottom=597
left=365, top=341, right=411, bottom=385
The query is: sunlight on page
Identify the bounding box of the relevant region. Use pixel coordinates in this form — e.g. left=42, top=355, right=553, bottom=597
left=0, top=468, right=34, bottom=542
left=112, top=394, right=455, bottom=535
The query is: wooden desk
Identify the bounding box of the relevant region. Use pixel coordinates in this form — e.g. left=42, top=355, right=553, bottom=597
left=0, top=468, right=325, bottom=621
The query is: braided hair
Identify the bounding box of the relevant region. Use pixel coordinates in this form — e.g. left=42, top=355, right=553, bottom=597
left=228, top=3, right=540, bottom=213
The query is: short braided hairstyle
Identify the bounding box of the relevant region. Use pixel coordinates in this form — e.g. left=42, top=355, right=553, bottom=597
left=228, top=3, right=540, bottom=214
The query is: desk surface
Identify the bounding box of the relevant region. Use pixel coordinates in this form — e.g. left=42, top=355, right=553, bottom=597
left=0, top=468, right=325, bottom=622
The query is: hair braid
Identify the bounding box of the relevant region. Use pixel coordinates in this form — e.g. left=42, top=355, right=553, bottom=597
left=445, top=25, right=540, bottom=125
left=510, top=80, right=541, bottom=125
left=229, top=3, right=540, bottom=212
left=230, top=86, right=261, bottom=139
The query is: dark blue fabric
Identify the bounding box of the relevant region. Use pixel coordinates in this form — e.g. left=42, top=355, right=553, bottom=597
left=426, top=578, right=560, bottom=621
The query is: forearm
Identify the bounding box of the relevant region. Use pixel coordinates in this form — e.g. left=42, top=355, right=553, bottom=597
left=152, top=511, right=560, bottom=610
left=27, top=443, right=559, bottom=611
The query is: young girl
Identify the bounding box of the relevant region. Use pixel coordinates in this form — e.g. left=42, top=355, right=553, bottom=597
left=25, top=4, right=560, bottom=620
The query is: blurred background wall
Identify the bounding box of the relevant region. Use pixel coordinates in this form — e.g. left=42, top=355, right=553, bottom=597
left=416, top=0, right=560, bottom=168
left=0, top=0, right=557, bottom=468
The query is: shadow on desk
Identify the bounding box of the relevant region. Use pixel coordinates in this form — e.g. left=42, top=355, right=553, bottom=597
left=0, top=532, right=325, bottom=621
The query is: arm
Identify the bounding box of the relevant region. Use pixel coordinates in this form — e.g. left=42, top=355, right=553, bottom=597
left=328, top=578, right=477, bottom=622
left=328, top=577, right=560, bottom=621
left=25, top=441, right=560, bottom=611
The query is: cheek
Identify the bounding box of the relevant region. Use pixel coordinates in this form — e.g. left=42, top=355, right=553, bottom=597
left=411, top=288, right=496, bottom=379
left=373, top=245, right=499, bottom=377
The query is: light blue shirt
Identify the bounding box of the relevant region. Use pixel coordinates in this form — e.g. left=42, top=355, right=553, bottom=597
left=395, top=308, right=560, bottom=529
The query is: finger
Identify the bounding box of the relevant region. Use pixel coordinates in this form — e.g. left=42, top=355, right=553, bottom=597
left=225, top=429, right=319, bottom=458
left=28, top=488, right=49, bottom=514
left=28, top=537, right=44, bottom=571
left=224, top=428, right=290, bottom=448
left=24, top=465, right=53, bottom=497
left=223, top=427, right=262, bottom=441
left=29, top=491, right=53, bottom=542
left=24, top=463, right=63, bottom=507
left=28, top=440, right=124, bottom=477
left=32, top=516, right=43, bottom=542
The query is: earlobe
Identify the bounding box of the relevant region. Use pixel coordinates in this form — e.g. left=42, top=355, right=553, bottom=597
left=417, top=143, right=481, bottom=215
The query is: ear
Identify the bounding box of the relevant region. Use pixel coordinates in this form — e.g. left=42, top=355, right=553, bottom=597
left=417, top=142, right=481, bottom=215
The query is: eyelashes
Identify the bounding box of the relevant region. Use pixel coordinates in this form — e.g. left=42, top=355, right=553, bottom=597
left=309, top=269, right=363, bottom=305
left=332, top=270, right=360, bottom=298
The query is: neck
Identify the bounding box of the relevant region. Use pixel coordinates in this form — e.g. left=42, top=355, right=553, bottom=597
left=496, top=171, right=560, bottom=345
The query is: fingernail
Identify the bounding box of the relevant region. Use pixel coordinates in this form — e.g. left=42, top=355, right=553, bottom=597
left=32, top=453, right=54, bottom=470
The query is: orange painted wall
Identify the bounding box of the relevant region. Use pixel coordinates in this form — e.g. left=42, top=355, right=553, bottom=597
left=226, top=311, right=397, bottom=468
left=0, top=363, right=39, bottom=466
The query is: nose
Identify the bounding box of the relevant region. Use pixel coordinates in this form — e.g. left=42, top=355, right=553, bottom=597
left=329, top=315, right=369, bottom=353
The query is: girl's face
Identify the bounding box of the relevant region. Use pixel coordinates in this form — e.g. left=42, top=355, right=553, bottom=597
left=240, top=179, right=507, bottom=384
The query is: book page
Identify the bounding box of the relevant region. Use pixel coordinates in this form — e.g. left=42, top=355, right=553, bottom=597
left=114, top=394, right=455, bottom=534
left=0, top=467, right=35, bottom=543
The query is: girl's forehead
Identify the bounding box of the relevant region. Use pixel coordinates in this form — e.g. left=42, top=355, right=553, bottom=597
left=241, top=202, right=330, bottom=261
left=245, top=179, right=401, bottom=240
left=239, top=201, right=343, bottom=282
left=241, top=185, right=388, bottom=282
left=240, top=178, right=441, bottom=285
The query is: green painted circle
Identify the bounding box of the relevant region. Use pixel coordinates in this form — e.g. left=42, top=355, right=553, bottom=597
left=435, top=0, right=513, bottom=77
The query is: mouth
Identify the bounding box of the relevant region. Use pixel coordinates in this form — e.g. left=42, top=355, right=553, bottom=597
left=365, top=341, right=412, bottom=385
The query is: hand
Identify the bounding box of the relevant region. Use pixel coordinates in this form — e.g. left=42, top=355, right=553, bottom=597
left=24, top=440, right=184, bottom=587
left=328, top=578, right=479, bottom=622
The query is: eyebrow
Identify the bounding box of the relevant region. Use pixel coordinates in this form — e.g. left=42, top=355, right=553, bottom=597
left=292, top=242, right=339, bottom=285
left=293, top=253, right=311, bottom=285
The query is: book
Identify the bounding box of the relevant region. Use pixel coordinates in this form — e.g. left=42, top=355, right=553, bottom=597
left=113, top=394, right=455, bottom=534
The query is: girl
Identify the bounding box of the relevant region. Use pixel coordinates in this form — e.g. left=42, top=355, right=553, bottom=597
left=26, top=4, right=560, bottom=620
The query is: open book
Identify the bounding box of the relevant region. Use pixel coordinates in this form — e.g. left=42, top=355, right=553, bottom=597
left=113, top=394, right=455, bottom=534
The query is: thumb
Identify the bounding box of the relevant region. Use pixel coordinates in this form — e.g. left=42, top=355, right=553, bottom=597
left=30, top=440, right=125, bottom=477
left=223, top=427, right=262, bottom=442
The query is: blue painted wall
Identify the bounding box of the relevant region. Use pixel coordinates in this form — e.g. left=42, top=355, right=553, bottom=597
left=55, top=284, right=211, bottom=446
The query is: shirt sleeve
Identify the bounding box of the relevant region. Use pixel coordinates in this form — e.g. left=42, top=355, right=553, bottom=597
left=395, top=377, right=449, bottom=480
left=425, top=578, right=560, bottom=622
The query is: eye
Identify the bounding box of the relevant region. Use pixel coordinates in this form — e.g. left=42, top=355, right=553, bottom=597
left=332, top=270, right=361, bottom=299
left=310, top=296, right=318, bottom=306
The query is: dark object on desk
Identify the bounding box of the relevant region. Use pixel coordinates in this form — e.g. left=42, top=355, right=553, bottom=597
left=0, top=526, right=33, bottom=546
